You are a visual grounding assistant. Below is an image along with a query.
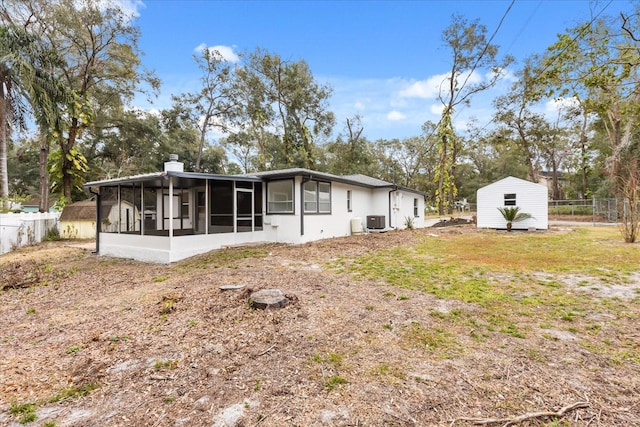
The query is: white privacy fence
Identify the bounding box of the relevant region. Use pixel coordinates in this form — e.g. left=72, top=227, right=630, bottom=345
left=0, top=212, right=60, bottom=255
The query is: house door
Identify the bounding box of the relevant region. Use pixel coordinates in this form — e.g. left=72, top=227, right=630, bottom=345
left=236, top=188, right=253, bottom=232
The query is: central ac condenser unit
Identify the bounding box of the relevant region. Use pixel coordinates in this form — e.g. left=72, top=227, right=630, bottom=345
left=367, top=215, right=385, bottom=229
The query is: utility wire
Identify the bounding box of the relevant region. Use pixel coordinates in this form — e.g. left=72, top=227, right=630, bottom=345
left=452, top=0, right=515, bottom=107
left=466, top=0, right=614, bottom=141
left=420, top=0, right=516, bottom=149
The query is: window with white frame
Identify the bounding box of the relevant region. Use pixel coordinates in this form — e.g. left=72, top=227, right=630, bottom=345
left=267, top=179, right=294, bottom=213
left=304, top=180, right=331, bottom=214
left=504, top=193, right=516, bottom=206
left=413, top=198, right=419, bottom=217
left=347, top=190, right=352, bottom=212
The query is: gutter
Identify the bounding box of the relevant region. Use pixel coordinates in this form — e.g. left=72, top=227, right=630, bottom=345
left=89, top=187, right=100, bottom=255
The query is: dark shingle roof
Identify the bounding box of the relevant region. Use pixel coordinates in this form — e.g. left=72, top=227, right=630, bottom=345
left=59, top=200, right=97, bottom=221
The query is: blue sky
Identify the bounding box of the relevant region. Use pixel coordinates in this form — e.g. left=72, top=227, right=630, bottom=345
left=129, top=0, right=636, bottom=141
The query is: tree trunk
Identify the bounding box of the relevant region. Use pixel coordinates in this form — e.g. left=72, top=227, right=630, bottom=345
left=579, top=109, right=589, bottom=199
left=62, top=118, right=79, bottom=202
left=437, top=140, right=447, bottom=215
left=516, top=124, right=537, bottom=183
left=39, top=132, right=50, bottom=212
left=0, top=83, right=9, bottom=210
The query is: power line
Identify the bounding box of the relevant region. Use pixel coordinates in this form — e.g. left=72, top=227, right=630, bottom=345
left=453, top=0, right=516, bottom=107
left=421, top=0, right=516, bottom=147
left=466, top=0, right=614, bottom=141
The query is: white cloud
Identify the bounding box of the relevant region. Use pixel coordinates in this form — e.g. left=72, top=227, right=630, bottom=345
left=545, top=96, right=579, bottom=113
left=354, top=101, right=365, bottom=110
left=398, top=73, right=448, bottom=99
left=429, top=103, right=444, bottom=115
left=100, top=0, right=144, bottom=21
left=194, top=44, right=240, bottom=63
left=398, top=70, right=484, bottom=100
left=491, top=67, right=517, bottom=83
left=387, top=111, right=406, bottom=121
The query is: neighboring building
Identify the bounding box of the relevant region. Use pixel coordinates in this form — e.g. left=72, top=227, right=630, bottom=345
left=59, top=200, right=97, bottom=239
left=476, top=176, right=548, bottom=230
left=538, top=171, right=566, bottom=200
left=59, top=199, right=138, bottom=239
left=83, top=156, right=428, bottom=263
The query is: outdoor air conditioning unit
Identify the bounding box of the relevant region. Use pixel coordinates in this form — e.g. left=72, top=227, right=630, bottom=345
left=367, top=215, right=385, bottom=230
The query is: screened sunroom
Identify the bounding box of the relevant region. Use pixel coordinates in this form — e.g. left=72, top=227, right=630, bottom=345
left=94, top=175, right=263, bottom=236
left=84, top=157, right=267, bottom=263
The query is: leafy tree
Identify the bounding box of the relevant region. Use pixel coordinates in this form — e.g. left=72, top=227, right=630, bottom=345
left=47, top=145, right=88, bottom=201
left=493, top=59, right=547, bottom=183
left=543, top=11, right=640, bottom=240
left=6, top=136, right=39, bottom=197
left=7, top=0, right=159, bottom=202
left=433, top=14, right=513, bottom=214
left=325, top=115, right=381, bottom=177
left=172, top=47, right=239, bottom=172
left=237, top=48, right=335, bottom=170
left=85, top=108, right=166, bottom=178
left=0, top=19, right=65, bottom=210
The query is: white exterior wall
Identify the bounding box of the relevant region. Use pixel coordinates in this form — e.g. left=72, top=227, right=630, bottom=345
left=348, top=184, right=374, bottom=232
left=393, top=190, right=425, bottom=229
left=262, top=214, right=300, bottom=244
left=99, top=234, right=171, bottom=263
left=99, top=229, right=270, bottom=263
left=301, top=182, right=368, bottom=243
left=477, top=176, right=548, bottom=230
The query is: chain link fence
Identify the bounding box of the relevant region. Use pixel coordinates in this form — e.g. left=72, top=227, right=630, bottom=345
left=548, top=199, right=621, bottom=223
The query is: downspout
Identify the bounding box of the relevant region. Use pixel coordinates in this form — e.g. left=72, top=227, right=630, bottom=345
left=89, top=187, right=100, bottom=254
left=388, top=186, right=397, bottom=229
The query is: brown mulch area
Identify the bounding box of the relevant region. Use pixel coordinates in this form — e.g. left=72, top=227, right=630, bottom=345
left=1, top=227, right=639, bottom=426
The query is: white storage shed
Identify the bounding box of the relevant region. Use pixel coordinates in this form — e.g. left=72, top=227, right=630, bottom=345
left=476, top=176, right=548, bottom=230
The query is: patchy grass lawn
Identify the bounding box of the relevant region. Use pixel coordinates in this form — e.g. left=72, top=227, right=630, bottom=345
left=1, top=225, right=639, bottom=426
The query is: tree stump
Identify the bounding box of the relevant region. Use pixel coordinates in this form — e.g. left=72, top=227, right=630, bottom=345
left=249, top=289, right=288, bottom=310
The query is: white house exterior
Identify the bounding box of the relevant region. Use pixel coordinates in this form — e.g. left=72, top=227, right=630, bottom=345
left=84, top=160, right=427, bottom=263
left=476, top=176, right=548, bottom=230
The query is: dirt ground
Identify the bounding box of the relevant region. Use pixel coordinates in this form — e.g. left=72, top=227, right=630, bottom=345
left=1, top=226, right=639, bottom=427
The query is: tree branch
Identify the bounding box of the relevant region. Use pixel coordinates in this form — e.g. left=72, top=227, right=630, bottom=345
left=450, top=401, right=589, bottom=426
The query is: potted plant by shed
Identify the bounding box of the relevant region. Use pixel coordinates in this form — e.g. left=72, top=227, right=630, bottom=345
left=497, top=206, right=533, bottom=232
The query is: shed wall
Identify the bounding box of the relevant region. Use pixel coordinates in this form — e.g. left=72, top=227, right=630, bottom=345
left=60, top=220, right=96, bottom=239
left=477, top=177, right=548, bottom=230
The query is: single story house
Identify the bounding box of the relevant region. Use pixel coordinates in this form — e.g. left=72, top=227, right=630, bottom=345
left=83, top=156, right=428, bottom=263
left=476, top=176, right=548, bottom=230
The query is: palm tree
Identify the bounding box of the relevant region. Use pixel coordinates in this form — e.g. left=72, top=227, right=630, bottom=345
left=0, top=24, right=66, bottom=211
left=497, top=206, right=534, bottom=231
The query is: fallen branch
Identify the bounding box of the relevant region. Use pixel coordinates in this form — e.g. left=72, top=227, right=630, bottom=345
left=253, top=344, right=277, bottom=358
left=450, top=401, right=589, bottom=426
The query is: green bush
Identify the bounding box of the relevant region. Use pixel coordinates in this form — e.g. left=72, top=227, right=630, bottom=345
left=45, top=227, right=61, bottom=241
